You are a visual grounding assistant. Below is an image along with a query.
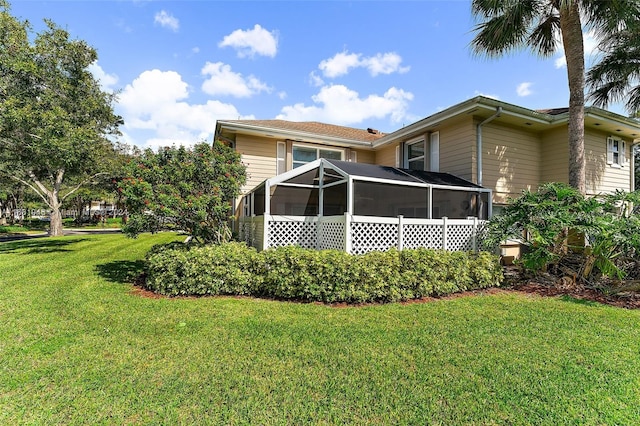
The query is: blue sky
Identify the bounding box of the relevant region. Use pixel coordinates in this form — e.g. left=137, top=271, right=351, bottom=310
left=12, top=0, right=616, bottom=148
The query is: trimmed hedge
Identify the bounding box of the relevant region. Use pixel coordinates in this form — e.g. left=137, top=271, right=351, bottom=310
left=145, top=243, right=503, bottom=303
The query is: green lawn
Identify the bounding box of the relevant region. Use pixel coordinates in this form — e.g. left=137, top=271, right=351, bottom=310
left=1, top=234, right=640, bottom=424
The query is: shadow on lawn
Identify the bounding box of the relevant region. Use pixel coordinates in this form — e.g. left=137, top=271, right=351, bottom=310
left=0, top=238, right=89, bottom=254
left=96, top=260, right=146, bottom=284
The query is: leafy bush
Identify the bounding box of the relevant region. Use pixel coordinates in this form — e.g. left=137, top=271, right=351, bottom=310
left=145, top=243, right=503, bottom=303
left=145, top=242, right=260, bottom=296
left=484, top=182, right=640, bottom=279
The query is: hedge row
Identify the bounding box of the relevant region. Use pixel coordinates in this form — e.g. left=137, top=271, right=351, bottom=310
left=145, top=242, right=503, bottom=303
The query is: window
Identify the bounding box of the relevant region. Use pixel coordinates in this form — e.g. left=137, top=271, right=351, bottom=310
left=405, top=139, right=426, bottom=170
left=607, top=137, right=626, bottom=167
left=292, top=145, right=343, bottom=168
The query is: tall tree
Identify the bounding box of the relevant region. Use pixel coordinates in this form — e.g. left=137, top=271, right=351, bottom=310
left=470, top=0, right=638, bottom=194
left=0, top=1, right=122, bottom=236
left=587, top=22, right=640, bottom=113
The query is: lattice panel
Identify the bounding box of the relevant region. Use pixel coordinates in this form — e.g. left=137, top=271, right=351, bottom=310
left=447, top=225, right=474, bottom=251
left=268, top=221, right=317, bottom=249
left=403, top=224, right=442, bottom=249
left=350, top=222, right=398, bottom=255
left=318, top=221, right=345, bottom=250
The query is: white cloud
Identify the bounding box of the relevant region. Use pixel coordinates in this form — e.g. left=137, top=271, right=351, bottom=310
left=218, top=24, right=278, bottom=58
left=118, top=69, right=253, bottom=148
left=276, top=84, right=414, bottom=125
left=201, top=62, right=271, bottom=98
left=154, top=10, right=179, bottom=32
left=191, top=47, right=200, bottom=54
left=278, top=91, right=287, bottom=100
left=517, top=82, right=533, bottom=97
left=88, top=61, right=118, bottom=92
left=364, top=53, right=411, bottom=76
left=319, top=51, right=362, bottom=78
left=318, top=51, right=410, bottom=78
left=309, top=71, right=325, bottom=87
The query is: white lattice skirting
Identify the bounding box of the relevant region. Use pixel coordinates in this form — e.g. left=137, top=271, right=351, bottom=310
left=240, top=214, right=485, bottom=254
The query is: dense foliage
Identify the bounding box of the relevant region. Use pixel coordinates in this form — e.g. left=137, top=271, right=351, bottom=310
left=483, top=182, right=640, bottom=279
left=120, top=142, right=246, bottom=244
left=145, top=243, right=503, bottom=302
left=0, top=1, right=122, bottom=235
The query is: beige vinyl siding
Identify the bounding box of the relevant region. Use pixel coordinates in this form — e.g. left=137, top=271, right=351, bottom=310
left=585, top=130, right=632, bottom=194
left=374, top=144, right=398, bottom=166
left=235, top=135, right=277, bottom=194
left=438, top=118, right=474, bottom=181
left=352, top=148, right=375, bottom=164
left=481, top=121, right=541, bottom=204
left=540, top=126, right=569, bottom=184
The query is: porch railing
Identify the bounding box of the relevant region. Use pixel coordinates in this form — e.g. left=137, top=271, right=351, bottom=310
left=239, top=213, right=485, bottom=254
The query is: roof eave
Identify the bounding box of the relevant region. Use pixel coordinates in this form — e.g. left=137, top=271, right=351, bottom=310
left=216, top=120, right=375, bottom=148
left=372, top=96, right=553, bottom=148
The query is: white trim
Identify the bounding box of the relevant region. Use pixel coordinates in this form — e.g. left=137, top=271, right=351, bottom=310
left=430, top=132, right=440, bottom=172
left=292, top=143, right=344, bottom=169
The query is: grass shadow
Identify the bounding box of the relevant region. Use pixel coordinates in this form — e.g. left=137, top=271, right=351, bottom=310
left=96, top=260, right=146, bottom=284
left=0, top=237, right=89, bottom=254
left=559, top=295, right=606, bottom=308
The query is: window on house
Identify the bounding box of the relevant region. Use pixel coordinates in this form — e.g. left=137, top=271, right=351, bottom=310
left=292, top=145, right=343, bottom=168
left=607, top=137, right=626, bottom=167
left=405, top=140, right=426, bottom=170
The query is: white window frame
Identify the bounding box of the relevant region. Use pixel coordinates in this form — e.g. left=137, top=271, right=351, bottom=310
left=276, top=141, right=286, bottom=175
left=291, top=144, right=344, bottom=169
left=404, top=137, right=426, bottom=171
left=607, top=136, right=626, bottom=168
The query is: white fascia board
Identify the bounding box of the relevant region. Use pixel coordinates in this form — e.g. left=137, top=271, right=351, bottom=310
left=217, top=121, right=373, bottom=148
left=372, top=97, right=552, bottom=149
left=583, top=108, right=640, bottom=132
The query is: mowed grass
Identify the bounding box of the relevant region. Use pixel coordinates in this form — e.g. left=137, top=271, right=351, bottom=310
left=1, top=234, right=640, bottom=425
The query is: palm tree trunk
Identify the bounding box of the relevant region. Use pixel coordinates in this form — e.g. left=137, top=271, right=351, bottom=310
left=560, top=1, right=586, bottom=194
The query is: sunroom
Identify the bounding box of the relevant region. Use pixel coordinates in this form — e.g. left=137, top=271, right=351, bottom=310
left=238, top=159, right=492, bottom=254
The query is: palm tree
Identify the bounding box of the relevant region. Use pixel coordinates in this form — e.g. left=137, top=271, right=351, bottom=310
left=471, top=0, right=638, bottom=194
left=587, top=23, right=640, bottom=114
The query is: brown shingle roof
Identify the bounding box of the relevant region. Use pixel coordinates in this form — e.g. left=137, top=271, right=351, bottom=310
left=536, top=107, right=569, bottom=116
left=223, top=119, right=384, bottom=143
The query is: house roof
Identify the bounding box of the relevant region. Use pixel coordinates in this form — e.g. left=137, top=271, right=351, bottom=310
left=215, top=96, right=640, bottom=149
left=216, top=119, right=383, bottom=147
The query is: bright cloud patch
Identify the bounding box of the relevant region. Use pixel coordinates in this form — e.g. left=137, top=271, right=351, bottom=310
left=154, top=10, right=179, bottom=32
left=517, top=82, right=533, bottom=97
left=218, top=24, right=278, bottom=58
left=201, top=62, right=271, bottom=98
left=318, top=51, right=410, bottom=78
left=88, top=61, right=118, bottom=92
left=118, top=69, right=253, bottom=148
left=276, top=84, right=414, bottom=125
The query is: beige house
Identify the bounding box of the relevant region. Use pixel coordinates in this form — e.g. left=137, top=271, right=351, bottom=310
left=215, top=96, right=640, bottom=214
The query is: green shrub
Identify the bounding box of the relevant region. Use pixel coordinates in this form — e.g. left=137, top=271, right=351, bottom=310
left=145, top=243, right=503, bottom=303
left=145, top=242, right=260, bottom=296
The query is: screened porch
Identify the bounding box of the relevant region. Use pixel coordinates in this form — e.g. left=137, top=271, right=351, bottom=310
left=239, top=159, right=492, bottom=254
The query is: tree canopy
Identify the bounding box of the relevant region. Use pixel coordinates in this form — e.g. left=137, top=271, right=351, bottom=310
left=119, top=142, right=246, bottom=244
left=587, top=22, right=640, bottom=114
left=0, top=1, right=122, bottom=235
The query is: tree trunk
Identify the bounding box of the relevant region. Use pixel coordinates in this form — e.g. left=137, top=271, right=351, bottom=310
left=559, top=1, right=586, bottom=194
left=47, top=171, right=64, bottom=237
left=48, top=195, right=63, bottom=236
